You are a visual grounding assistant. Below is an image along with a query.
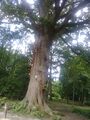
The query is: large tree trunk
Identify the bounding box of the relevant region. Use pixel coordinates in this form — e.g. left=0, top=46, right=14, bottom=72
left=24, top=32, right=52, bottom=112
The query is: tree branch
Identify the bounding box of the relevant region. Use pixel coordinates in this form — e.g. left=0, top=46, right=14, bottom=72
left=61, top=35, right=90, bottom=64
left=61, top=37, right=81, bottom=55
left=65, top=19, right=90, bottom=27
left=20, top=0, right=38, bottom=30
left=60, top=0, right=90, bottom=25
left=56, top=18, right=90, bottom=35
left=54, top=0, right=68, bottom=22
left=1, top=0, right=38, bottom=31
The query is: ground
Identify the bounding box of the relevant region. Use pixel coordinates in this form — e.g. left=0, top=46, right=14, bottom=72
left=0, top=103, right=89, bottom=120
left=50, top=102, right=89, bottom=120
left=59, top=105, right=89, bottom=120
left=0, top=112, right=40, bottom=120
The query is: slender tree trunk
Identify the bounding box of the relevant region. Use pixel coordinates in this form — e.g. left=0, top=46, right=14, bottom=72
left=81, top=86, right=84, bottom=105
left=66, top=96, right=69, bottom=104
left=48, top=71, right=52, bottom=101
left=73, top=83, right=75, bottom=104
left=48, top=49, right=53, bottom=101
left=24, top=32, right=52, bottom=112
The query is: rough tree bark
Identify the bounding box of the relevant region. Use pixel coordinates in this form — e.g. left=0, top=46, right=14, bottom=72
left=24, top=32, right=52, bottom=112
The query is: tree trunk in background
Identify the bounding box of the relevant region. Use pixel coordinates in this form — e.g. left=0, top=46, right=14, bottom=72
left=73, top=83, right=75, bottom=104
left=24, top=32, right=52, bottom=112
left=66, top=96, right=69, bottom=104
left=81, top=86, right=84, bottom=105
left=48, top=76, right=52, bottom=101
left=48, top=50, right=53, bottom=100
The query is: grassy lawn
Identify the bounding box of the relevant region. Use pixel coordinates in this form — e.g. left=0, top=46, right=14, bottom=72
left=72, top=105, right=90, bottom=119
left=49, top=101, right=90, bottom=119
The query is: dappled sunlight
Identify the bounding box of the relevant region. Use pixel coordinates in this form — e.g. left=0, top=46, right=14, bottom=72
left=75, top=7, right=88, bottom=17
left=26, top=0, right=34, bottom=4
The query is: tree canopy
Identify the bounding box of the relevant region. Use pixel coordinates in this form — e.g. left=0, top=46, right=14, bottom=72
left=1, top=0, right=90, bottom=38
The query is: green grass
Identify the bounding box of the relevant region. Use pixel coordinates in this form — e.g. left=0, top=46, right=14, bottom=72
left=49, top=101, right=90, bottom=119
left=72, top=106, right=90, bottom=119
left=1, top=97, right=89, bottom=119
left=0, top=97, right=43, bottom=117
left=0, top=97, right=61, bottom=119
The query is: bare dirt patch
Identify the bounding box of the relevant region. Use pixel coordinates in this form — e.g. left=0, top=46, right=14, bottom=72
left=0, top=112, right=40, bottom=120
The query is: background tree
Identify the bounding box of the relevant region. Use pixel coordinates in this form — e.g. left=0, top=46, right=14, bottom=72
left=0, top=47, right=29, bottom=100
left=0, top=22, right=30, bottom=100
left=61, top=55, right=90, bottom=104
